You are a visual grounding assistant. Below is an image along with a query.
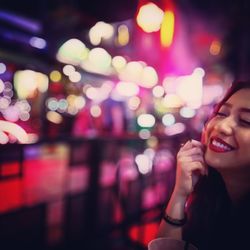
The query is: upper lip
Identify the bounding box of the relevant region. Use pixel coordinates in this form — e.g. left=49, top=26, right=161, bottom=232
left=210, top=136, right=237, bottom=150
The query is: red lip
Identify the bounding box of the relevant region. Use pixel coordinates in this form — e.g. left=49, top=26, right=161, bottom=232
left=209, top=136, right=236, bottom=153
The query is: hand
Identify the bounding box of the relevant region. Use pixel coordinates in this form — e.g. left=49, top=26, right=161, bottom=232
left=173, top=139, right=207, bottom=198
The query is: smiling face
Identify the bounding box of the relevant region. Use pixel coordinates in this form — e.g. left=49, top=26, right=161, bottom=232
left=204, top=88, right=250, bottom=172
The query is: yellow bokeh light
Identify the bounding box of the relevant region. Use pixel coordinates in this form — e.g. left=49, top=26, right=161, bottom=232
left=117, top=24, right=130, bottom=46
left=209, top=40, right=221, bottom=55
left=50, top=70, right=62, bottom=82
left=160, top=10, right=175, bottom=47
left=46, top=111, right=63, bottom=124
left=147, top=136, right=158, bottom=148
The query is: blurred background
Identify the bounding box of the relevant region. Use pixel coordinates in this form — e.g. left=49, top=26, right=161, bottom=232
left=0, top=0, right=250, bottom=249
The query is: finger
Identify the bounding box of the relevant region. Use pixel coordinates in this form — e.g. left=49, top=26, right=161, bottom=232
left=180, top=140, right=193, bottom=150
left=179, top=147, right=204, bottom=157
left=180, top=139, right=205, bottom=153
left=178, top=155, right=205, bottom=174
left=189, top=162, right=207, bottom=176
left=190, top=139, right=203, bottom=146
left=191, top=140, right=206, bottom=152
left=181, top=155, right=205, bottom=164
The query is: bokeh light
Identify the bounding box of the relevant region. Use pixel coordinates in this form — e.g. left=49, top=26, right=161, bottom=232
left=0, top=120, right=28, bottom=143
left=135, top=154, right=152, bottom=174
left=63, top=65, right=75, bottom=76
left=112, top=56, right=127, bottom=72
left=14, top=70, right=48, bottom=99
left=115, top=81, right=139, bottom=97
left=29, top=36, right=47, bottom=49
left=139, top=129, right=151, bottom=139
left=57, top=38, right=89, bottom=64
left=0, top=79, right=4, bottom=93
left=127, top=96, right=141, bottom=110
left=0, top=63, right=7, bottom=74
left=89, top=21, right=114, bottom=46
left=50, top=70, right=62, bottom=82
left=209, top=40, right=221, bottom=56
left=90, top=105, right=102, bottom=117
left=46, top=111, right=63, bottom=124
left=180, top=107, right=196, bottom=118
left=137, top=114, right=155, bottom=128
left=136, top=2, right=164, bottom=33
left=160, top=10, right=175, bottom=47
left=152, top=85, right=165, bottom=98
left=165, top=122, right=186, bottom=136
left=117, top=24, right=130, bottom=46
left=162, top=113, right=175, bottom=126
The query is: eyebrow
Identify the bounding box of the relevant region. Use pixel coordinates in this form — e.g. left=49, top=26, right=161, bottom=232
left=222, top=102, right=250, bottom=113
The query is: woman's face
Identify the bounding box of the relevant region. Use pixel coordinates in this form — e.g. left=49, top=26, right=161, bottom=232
left=204, top=88, right=250, bottom=171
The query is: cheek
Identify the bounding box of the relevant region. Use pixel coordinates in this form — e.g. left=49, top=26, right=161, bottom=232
left=240, top=133, right=250, bottom=149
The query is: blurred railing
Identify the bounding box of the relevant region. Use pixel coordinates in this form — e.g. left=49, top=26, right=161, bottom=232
left=0, top=135, right=184, bottom=249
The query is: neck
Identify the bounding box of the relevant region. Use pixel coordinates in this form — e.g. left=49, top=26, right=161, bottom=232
left=218, top=168, right=250, bottom=204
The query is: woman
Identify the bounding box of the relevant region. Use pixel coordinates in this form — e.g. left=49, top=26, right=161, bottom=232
left=149, top=80, right=250, bottom=250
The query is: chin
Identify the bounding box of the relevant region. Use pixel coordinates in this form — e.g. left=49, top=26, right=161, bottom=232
left=205, top=152, right=227, bottom=169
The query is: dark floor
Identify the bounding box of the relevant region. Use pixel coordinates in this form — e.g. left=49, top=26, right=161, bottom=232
left=0, top=139, right=176, bottom=250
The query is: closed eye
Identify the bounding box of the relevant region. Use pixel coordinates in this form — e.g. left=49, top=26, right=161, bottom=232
left=215, top=112, right=227, bottom=117
left=239, top=119, right=250, bottom=126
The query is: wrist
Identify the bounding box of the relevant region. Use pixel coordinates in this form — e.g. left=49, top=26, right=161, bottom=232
left=171, top=189, right=189, bottom=203
left=165, top=190, right=188, bottom=220
left=163, top=211, right=187, bottom=226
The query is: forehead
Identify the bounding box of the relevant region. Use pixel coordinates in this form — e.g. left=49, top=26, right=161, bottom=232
left=224, top=88, right=250, bottom=108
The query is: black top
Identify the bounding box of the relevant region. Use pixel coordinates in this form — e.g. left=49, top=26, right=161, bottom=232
left=183, top=168, right=250, bottom=250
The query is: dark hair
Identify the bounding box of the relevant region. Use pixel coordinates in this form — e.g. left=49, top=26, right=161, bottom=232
left=213, top=80, right=250, bottom=114
left=183, top=80, right=250, bottom=249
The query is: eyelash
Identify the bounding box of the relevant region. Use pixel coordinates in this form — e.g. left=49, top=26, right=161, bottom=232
left=215, top=112, right=227, bottom=117
left=239, top=119, right=250, bottom=126
left=215, top=112, right=250, bottom=126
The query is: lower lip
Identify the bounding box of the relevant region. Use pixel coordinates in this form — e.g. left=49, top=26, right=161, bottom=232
left=208, top=142, right=232, bottom=153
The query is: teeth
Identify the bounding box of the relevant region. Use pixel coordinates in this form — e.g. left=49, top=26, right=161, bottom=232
left=212, top=139, right=232, bottom=151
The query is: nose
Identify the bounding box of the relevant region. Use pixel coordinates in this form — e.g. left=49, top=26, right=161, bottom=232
left=214, top=116, right=236, bottom=136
